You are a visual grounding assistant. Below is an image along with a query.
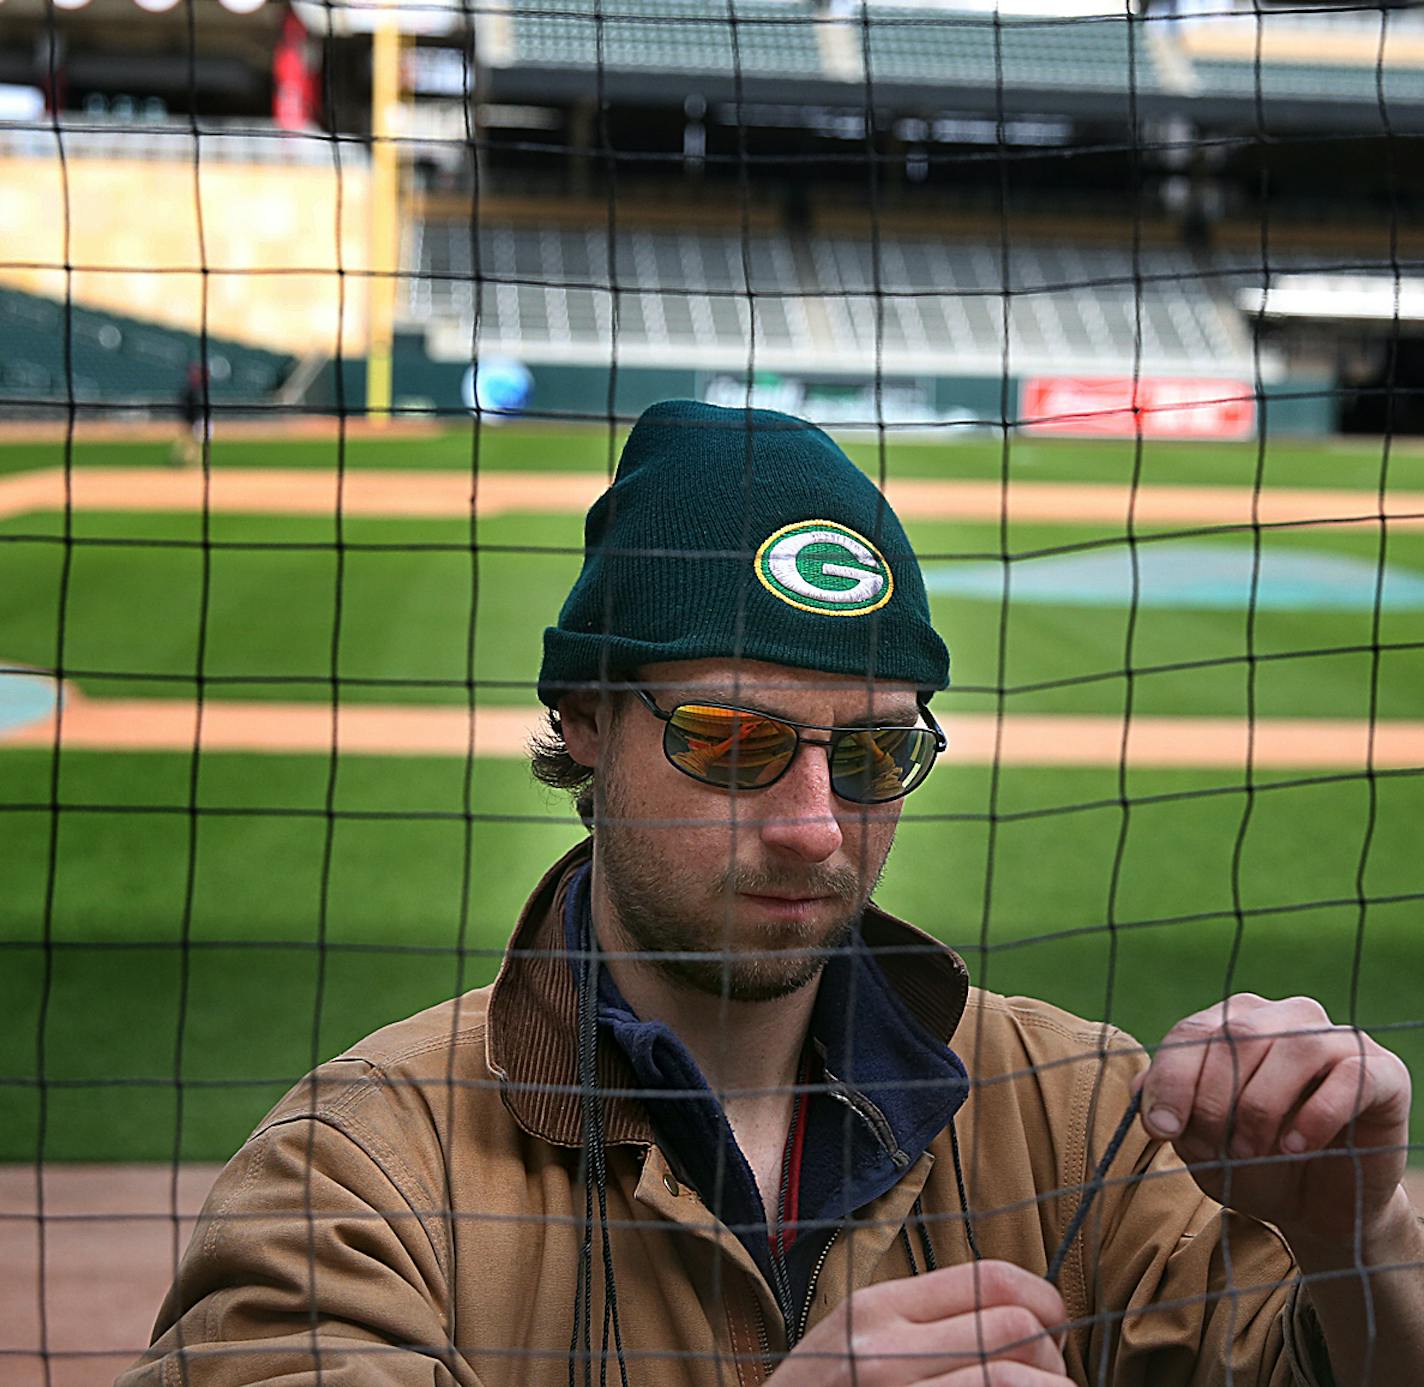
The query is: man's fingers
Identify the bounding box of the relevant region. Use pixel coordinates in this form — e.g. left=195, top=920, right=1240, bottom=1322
left=921, top=1364, right=1075, bottom=1387
left=1225, top=1024, right=1345, bottom=1157
left=1141, top=999, right=1255, bottom=1139
left=891, top=1260, right=1065, bottom=1333
left=1145, top=997, right=1412, bottom=1160
left=782, top=1264, right=1070, bottom=1387
left=1187, top=1002, right=1303, bottom=1145
left=807, top=1302, right=1067, bottom=1383
left=1283, top=1047, right=1411, bottom=1153
left=888, top=1303, right=1067, bottom=1378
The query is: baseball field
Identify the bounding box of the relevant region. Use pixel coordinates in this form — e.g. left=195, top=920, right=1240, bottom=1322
left=2, top=421, right=1422, bottom=1173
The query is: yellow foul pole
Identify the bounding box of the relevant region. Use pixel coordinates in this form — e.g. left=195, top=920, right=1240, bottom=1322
left=366, top=15, right=402, bottom=425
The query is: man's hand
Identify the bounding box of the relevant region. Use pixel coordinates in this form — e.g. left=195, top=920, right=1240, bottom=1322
left=1138, top=992, right=1412, bottom=1247
left=769, top=1260, right=1073, bottom=1387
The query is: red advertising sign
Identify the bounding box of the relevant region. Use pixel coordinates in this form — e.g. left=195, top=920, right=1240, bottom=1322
left=1021, top=376, right=1256, bottom=439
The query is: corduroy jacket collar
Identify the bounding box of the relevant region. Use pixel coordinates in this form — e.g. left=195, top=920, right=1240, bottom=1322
left=486, top=838, right=972, bottom=1150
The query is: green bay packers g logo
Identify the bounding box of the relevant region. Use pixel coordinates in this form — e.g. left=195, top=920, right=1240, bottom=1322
left=754, top=519, right=894, bottom=617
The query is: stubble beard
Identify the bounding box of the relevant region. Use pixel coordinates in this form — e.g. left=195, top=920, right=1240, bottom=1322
left=595, top=775, right=887, bottom=1003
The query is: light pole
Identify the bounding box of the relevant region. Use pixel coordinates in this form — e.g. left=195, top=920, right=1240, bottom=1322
left=365, top=15, right=403, bottom=425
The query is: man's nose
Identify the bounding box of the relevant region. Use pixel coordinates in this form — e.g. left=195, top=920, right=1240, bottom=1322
left=755, top=742, right=844, bottom=863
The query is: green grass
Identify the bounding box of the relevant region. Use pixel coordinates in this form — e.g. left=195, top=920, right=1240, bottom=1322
left=1, top=428, right=1421, bottom=1164
left=3, top=426, right=1424, bottom=491
left=1, top=749, right=1419, bottom=1161
left=3, top=508, right=1421, bottom=718
left=0, top=427, right=621, bottom=479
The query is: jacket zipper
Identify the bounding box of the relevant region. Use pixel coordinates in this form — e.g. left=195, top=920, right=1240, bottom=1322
left=796, top=1227, right=840, bottom=1342
left=787, top=1051, right=907, bottom=1345
left=753, top=1228, right=834, bottom=1380
left=770, top=1053, right=809, bottom=1343
left=755, top=1302, right=774, bottom=1380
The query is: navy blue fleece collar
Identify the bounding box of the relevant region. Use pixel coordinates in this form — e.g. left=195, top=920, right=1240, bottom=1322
left=561, top=863, right=969, bottom=1311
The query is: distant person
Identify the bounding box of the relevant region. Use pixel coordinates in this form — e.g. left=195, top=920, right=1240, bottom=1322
left=122, top=402, right=1420, bottom=1386
left=171, top=363, right=208, bottom=467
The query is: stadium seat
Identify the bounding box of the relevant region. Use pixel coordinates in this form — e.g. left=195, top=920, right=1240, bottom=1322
left=506, top=0, right=823, bottom=78
left=863, top=9, right=1164, bottom=93
left=404, top=215, right=1257, bottom=376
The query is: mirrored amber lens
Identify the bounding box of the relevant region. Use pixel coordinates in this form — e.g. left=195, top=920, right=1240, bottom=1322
left=664, top=704, right=798, bottom=789
left=829, top=727, right=939, bottom=803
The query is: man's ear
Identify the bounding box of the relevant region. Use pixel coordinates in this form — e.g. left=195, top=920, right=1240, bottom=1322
left=558, top=693, right=604, bottom=769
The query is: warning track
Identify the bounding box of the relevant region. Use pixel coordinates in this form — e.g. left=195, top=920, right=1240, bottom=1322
left=2, top=464, right=1423, bottom=529
left=4, top=689, right=1423, bottom=770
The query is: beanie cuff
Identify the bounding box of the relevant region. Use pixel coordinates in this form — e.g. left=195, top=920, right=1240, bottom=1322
left=538, top=627, right=949, bottom=708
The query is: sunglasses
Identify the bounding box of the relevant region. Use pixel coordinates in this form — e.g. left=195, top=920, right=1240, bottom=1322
left=633, top=690, right=946, bottom=804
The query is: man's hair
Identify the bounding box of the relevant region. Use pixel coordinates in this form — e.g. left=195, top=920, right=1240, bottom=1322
left=529, top=710, right=596, bottom=829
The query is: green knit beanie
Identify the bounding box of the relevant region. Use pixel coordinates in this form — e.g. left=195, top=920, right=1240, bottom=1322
left=537, top=400, right=950, bottom=706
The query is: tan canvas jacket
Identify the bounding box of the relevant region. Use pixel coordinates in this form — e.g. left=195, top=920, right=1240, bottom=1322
left=119, top=841, right=1331, bottom=1387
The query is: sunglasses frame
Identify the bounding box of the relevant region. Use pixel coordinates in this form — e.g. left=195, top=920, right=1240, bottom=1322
left=633, top=688, right=947, bottom=804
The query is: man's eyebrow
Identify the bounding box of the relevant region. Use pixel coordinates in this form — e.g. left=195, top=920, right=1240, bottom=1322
left=843, top=702, right=921, bottom=727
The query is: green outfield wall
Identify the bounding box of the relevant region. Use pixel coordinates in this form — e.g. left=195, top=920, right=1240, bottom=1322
left=306, top=336, right=1337, bottom=437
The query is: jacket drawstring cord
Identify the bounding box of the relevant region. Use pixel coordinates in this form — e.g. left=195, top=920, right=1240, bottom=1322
left=941, top=1090, right=1142, bottom=1287
left=947, top=1116, right=983, bottom=1262
left=898, top=1224, right=920, bottom=1276
left=1045, top=1088, right=1143, bottom=1287
left=573, top=929, right=632, bottom=1387
left=928, top=1093, right=1139, bottom=1298
left=569, top=935, right=594, bottom=1387
left=911, top=1193, right=940, bottom=1273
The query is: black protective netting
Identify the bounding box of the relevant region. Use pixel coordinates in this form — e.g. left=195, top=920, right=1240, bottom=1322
left=1, top=1, right=1421, bottom=1384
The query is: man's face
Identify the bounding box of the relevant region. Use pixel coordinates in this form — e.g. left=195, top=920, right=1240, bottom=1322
left=566, top=659, right=920, bottom=1002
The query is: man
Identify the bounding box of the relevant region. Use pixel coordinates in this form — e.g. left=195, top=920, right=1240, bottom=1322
left=170, top=362, right=209, bottom=468
left=122, top=401, right=1420, bottom=1386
